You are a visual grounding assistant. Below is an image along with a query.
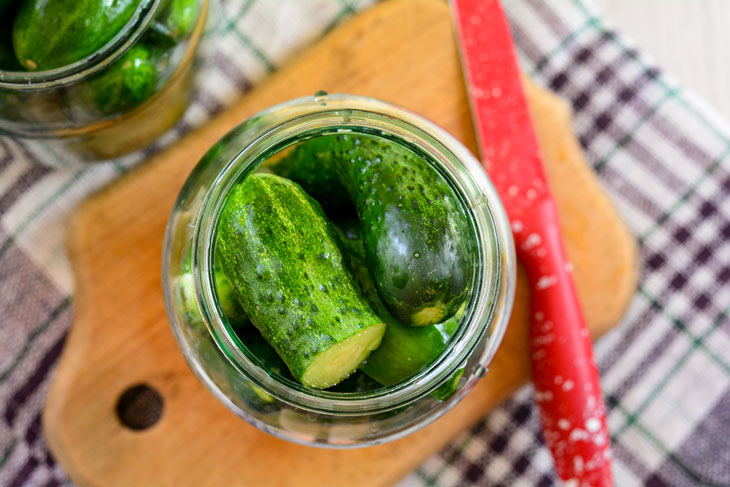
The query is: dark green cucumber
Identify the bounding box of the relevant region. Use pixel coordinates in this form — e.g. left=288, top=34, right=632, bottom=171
left=333, top=134, right=473, bottom=326
left=217, top=173, right=385, bottom=389
left=336, top=220, right=460, bottom=387
left=84, top=44, right=158, bottom=115
left=236, top=326, right=291, bottom=379
left=0, top=0, right=16, bottom=15
left=0, top=42, right=19, bottom=71
left=270, top=133, right=474, bottom=319
left=268, top=136, right=353, bottom=215
left=328, top=370, right=381, bottom=393
left=12, top=0, right=142, bottom=70
left=0, top=22, right=21, bottom=71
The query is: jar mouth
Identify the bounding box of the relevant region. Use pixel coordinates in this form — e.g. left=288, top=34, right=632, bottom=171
left=0, top=0, right=161, bottom=89
left=191, top=94, right=515, bottom=415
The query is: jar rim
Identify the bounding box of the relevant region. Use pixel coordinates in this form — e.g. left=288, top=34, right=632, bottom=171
left=0, top=0, right=161, bottom=89
left=190, top=94, right=516, bottom=415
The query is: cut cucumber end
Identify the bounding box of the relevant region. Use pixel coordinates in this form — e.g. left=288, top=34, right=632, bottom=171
left=301, top=323, right=386, bottom=389
left=410, top=304, right=447, bottom=326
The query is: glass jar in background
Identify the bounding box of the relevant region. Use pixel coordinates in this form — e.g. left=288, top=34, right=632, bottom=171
left=162, top=93, right=516, bottom=447
left=0, top=0, right=208, bottom=161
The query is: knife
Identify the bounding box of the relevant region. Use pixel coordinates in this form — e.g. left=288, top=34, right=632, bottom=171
left=450, top=0, right=613, bottom=485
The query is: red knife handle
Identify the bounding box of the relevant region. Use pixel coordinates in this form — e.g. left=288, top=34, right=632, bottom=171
left=514, top=197, right=613, bottom=486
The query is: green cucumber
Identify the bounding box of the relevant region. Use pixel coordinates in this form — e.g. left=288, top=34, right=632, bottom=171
left=143, top=22, right=178, bottom=49
left=12, top=0, right=142, bottom=70
left=431, top=367, right=464, bottom=401
left=217, top=173, right=385, bottom=389
left=232, top=326, right=290, bottom=405
left=85, top=44, right=158, bottom=115
left=227, top=368, right=275, bottom=406
left=335, top=219, right=460, bottom=387
left=144, top=0, right=197, bottom=48
left=236, top=326, right=291, bottom=380
left=176, top=251, right=250, bottom=329
left=268, top=136, right=352, bottom=215
left=239, top=322, right=383, bottom=393
left=159, top=0, right=197, bottom=40
left=285, top=134, right=474, bottom=326
left=333, top=134, right=473, bottom=326
left=214, top=264, right=249, bottom=329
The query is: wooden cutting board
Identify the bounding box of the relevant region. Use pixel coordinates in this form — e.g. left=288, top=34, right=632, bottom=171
left=43, top=1, right=639, bottom=486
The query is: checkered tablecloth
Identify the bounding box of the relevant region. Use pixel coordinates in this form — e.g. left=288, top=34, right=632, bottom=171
left=1, top=0, right=729, bottom=485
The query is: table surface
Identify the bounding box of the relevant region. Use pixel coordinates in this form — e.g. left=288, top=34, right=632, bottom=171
left=594, top=0, right=730, bottom=121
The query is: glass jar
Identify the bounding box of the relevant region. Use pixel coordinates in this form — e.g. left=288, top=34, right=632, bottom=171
left=162, top=93, right=516, bottom=447
left=0, top=0, right=208, bottom=161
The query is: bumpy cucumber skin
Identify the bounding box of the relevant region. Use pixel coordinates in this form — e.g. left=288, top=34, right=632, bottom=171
left=269, top=135, right=352, bottom=215
left=217, top=173, right=383, bottom=387
left=12, top=0, right=142, bottom=70
left=86, top=44, right=157, bottom=115
left=334, top=134, right=473, bottom=326
left=336, top=220, right=460, bottom=386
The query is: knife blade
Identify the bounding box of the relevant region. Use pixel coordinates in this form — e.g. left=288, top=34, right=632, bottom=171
left=451, top=0, right=613, bottom=485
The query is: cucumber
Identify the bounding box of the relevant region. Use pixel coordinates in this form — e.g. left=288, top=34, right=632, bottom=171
left=214, top=263, right=250, bottom=329
left=176, top=251, right=250, bottom=329
left=159, top=0, right=197, bottom=40
left=0, top=22, right=22, bottom=71
left=232, top=326, right=290, bottom=405
left=333, top=134, right=473, bottom=326
left=144, top=0, right=197, bottom=48
left=335, top=220, right=460, bottom=387
left=236, top=326, right=291, bottom=380
left=146, top=0, right=199, bottom=48
left=12, top=0, right=142, bottom=70
left=217, top=173, right=385, bottom=389
left=0, top=0, right=16, bottom=16
left=227, top=367, right=275, bottom=406
left=0, top=42, right=19, bottom=70
left=84, top=44, right=158, bottom=115
left=185, top=293, right=275, bottom=408
left=268, top=136, right=352, bottom=215
left=143, top=22, right=178, bottom=49
left=236, top=326, right=391, bottom=399
left=431, top=367, right=464, bottom=401
left=286, top=134, right=474, bottom=326
left=328, top=370, right=381, bottom=393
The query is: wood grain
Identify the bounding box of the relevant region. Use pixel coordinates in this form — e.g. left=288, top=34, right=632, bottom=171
left=43, top=1, right=638, bottom=486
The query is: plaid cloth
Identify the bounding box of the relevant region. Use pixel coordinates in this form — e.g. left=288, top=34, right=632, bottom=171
left=1, top=0, right=728, bottom=485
